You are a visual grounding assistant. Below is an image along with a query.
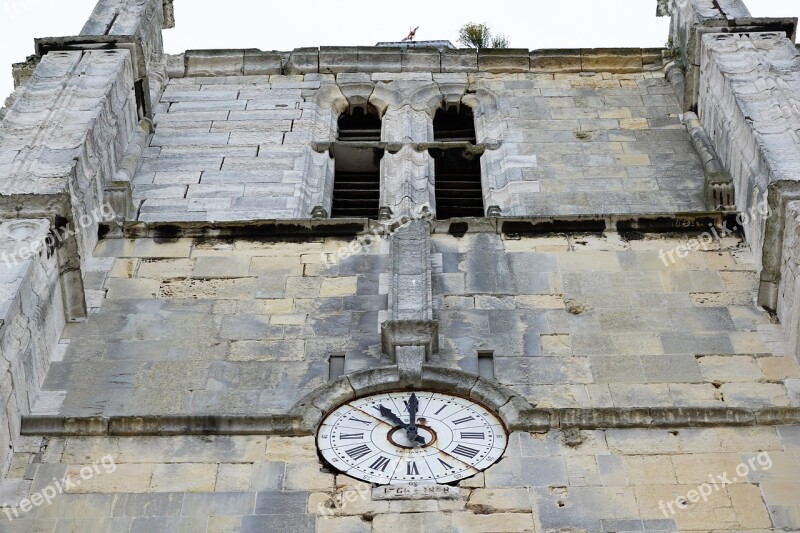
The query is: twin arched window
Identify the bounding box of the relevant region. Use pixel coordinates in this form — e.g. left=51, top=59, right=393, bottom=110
left=330, top=104, right=483, bottom=219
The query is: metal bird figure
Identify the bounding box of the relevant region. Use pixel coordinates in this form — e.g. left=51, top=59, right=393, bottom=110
left=402, top=26, right=419, bottom=42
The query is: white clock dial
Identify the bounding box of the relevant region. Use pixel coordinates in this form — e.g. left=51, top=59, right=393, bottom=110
left=316, top=391, right=507, bottom=485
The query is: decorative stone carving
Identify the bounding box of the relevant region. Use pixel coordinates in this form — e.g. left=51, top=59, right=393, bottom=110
left=665, top=60, right=687, bottom=110
left=309, top=83, right=348, bottom=144
left=381, top=146, right=435, bottom=220
left=371, top=80, right=443, bottom=117
left=382, top=321, right=439, bottom=359
left=297, top=148, right=334, bottom=218
left=463, top=87, right=509, bottom=143
left=382, top=106, right=433, bottom=144
left=682, top=111, right=735, bottom=211
left=482, top=143, right=540, bottom=216
left=337, top=73, right=375, bottom=112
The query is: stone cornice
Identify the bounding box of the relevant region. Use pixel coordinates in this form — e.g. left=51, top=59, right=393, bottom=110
left=165, top=47, right=668, bottom=78
left=21, top=407, right=800, bottom=437
left=119, top=211, right=739, bottom=240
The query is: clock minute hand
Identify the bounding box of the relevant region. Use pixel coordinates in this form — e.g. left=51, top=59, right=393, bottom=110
left=405, top=394, right=425, bottom=445
left=407, top=393, right=418, bottom=427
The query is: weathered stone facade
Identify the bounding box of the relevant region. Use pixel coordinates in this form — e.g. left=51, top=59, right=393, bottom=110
left=1, top=0, right=800, bottom=531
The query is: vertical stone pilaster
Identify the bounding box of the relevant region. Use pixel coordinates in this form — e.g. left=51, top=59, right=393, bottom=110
left=389, top=220, right=433, bottom=323
left=381, top=106, right=433, bottom=143
left=380, top=147, right=436, bottom=220
left=381, top=220, right=437, bottom=385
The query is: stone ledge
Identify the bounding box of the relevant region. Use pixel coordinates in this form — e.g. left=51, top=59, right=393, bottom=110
left=20, top=407, right=800, bottom=437
left=21, top=415, right=311, bottom=437
left=164, top=47, right=669, bottom=76
left=123, top=218, right=371, bottom=239
left=120, top=212, right=741, bottom=240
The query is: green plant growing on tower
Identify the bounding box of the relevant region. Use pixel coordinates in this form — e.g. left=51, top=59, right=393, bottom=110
left=457, top=23, right=509, bottom=48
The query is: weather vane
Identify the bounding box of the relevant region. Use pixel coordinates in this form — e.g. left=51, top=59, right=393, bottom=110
left=402, top=26, right=419, bottom=42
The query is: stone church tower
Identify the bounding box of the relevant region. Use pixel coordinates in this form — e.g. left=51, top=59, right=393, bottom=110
left=1, top=0, right=799, bottom=530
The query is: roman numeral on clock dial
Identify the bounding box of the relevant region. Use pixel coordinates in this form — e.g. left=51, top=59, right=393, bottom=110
left=438, top=458, right=454, bottom=470
left=406, top=462, right=420, bottom=475
left=345, top=445, right=371, bottom=460
left=369, top=456, right=391, bottom=472
left=452, top=445, right=480, bottom=459
left=338, top=433, right=364, bottom=440
left=460, top=432, right=485, bottom=440
left=452, top=416, right=475, bottom=425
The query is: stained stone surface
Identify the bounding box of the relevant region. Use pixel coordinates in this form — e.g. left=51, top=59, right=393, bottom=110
left=42, top=237, right=389, bottom=417
left=0, top=428, right=798, bottom=531
left=32, top=232, right=800, bottom=418
left=132, top=70, right=707, bottom=222
left=2, top=0, right=800, bottom=530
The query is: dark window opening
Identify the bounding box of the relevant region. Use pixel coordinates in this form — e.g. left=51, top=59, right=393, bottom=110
left=434, top=105, right=477, bottom=143
left=432, top=147, right=484, bottom=219
left=478, top=351, right=495, bottom=379
left=331, top=144, right=383, bottom=219
left=338, top=105, right=382, bottom=142
left=329, top=354, right=346, bottom=381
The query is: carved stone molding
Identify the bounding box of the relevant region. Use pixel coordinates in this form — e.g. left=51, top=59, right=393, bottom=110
left=382, top=106, right=433, bottom=143
left=482, top=143, right=540, bottom=216
left=297, top=148, right=334, bottom=218
left=463, top=87, right=509, bottom=143
left=381, top=320, right=439, bottom=360
left=337, top=73, right=376, bottom=113
left=309, top=83, right=348, bottom=144
left=682, top=111, right=735, bottom=211
left=371, top=80, right=443, bottom=117
left=380, top=146, right=435, bottom=220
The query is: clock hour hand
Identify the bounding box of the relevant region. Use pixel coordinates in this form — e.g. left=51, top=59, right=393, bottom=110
left=376, top=404, right=405, bottom=428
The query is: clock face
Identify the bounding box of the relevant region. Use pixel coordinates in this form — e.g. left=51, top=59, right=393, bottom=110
left=316, top=391, right=507, bottom=485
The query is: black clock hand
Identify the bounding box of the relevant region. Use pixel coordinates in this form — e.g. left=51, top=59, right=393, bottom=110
left=405, top=394, right=426, bottom=445
left=376, top=404, right=405, bottom=427
left=407, top=393, right=418, bottom=426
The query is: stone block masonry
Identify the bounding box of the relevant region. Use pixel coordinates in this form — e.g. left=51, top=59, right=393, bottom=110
left=23, top=232, right=799, bottom=419
left=0, top=428, right=798, bottom=530
left=133, top=69, right=708, bottom=222
left=1, top=0, right=800, bottom=530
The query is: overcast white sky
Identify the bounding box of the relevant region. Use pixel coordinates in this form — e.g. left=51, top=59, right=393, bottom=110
left=1, top=0, right=798, bottom=100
